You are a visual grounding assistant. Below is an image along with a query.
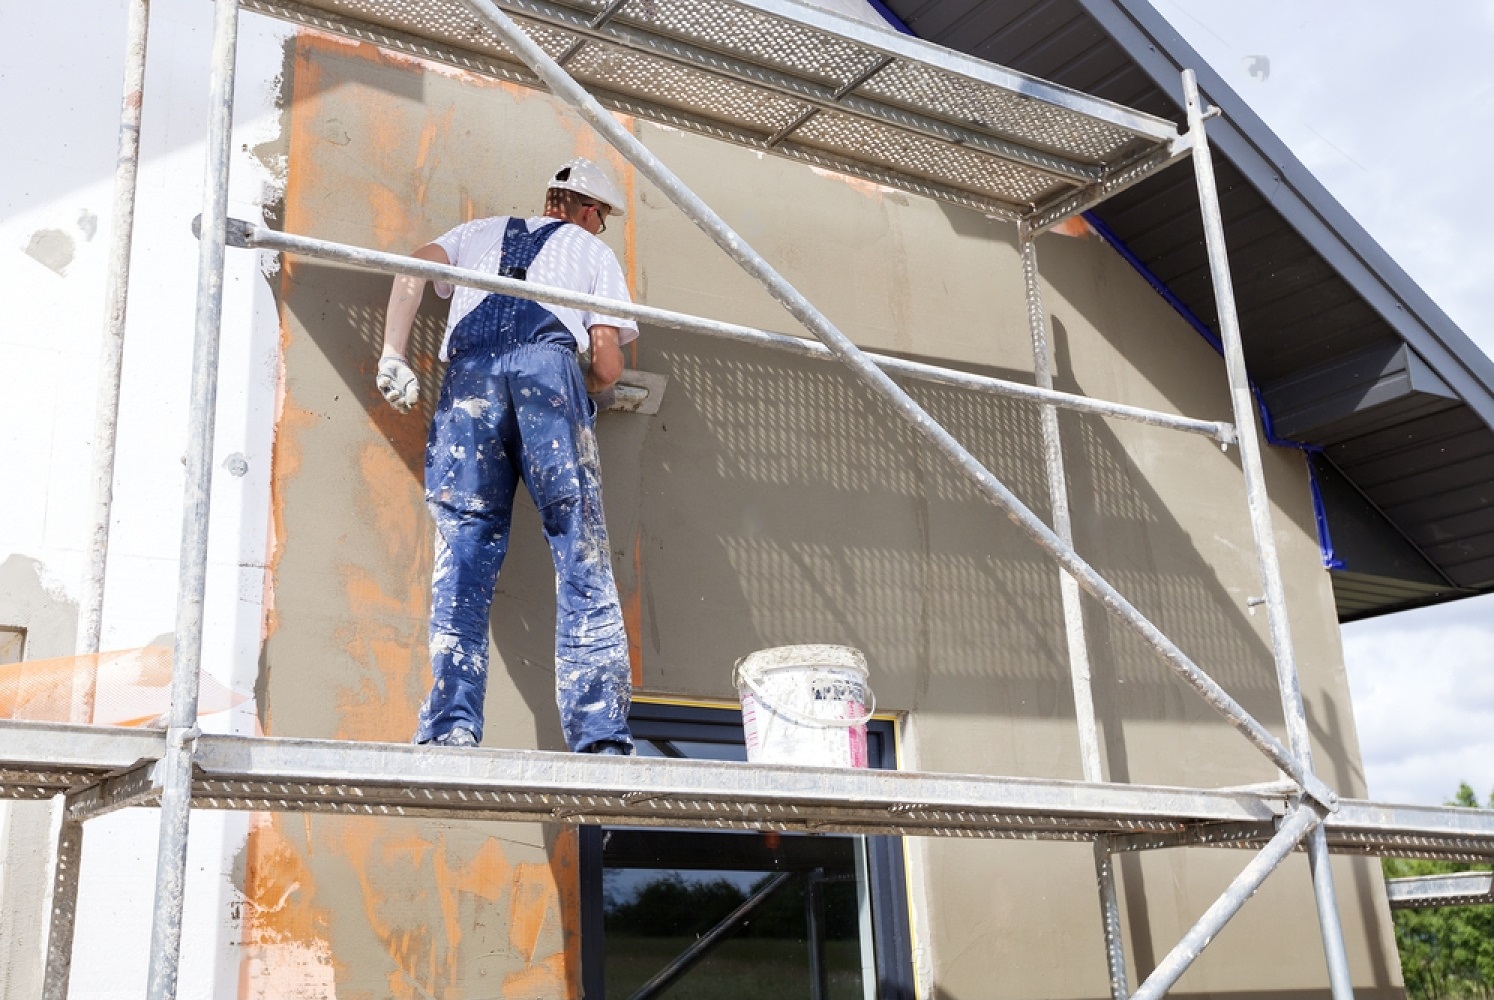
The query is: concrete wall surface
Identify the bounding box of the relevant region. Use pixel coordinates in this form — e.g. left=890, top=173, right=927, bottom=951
left=250, top=28, right=1403, bottom=1000
left=0, top=5, right=1404, bottom=1000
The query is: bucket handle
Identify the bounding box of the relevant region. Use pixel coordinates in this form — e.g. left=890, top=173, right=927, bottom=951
left=734, top=662, right=876, bottom=729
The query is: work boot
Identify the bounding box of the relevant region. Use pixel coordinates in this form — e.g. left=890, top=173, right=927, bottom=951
left=586, top=740, right=632, bottom=756
left=432, top=727, right=479, bottom=748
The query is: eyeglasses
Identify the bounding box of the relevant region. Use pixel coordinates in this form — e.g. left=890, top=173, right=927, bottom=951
left=577, top=196, right=611, bottom=232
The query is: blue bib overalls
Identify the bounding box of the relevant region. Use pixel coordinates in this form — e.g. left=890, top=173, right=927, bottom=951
left=415, top=218, right=633, bottom=752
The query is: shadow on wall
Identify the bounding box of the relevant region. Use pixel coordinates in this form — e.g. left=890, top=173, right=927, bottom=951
left=278, top=258, right=583, bottom=751
left=290, top=262, right=447, bottom=481
left=276, top=259, right=1286, bottom=757
left=635, top=326, right=1282, bottom=731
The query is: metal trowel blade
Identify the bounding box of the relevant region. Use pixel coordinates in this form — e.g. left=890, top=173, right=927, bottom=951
left=606, top=368, right=668, bottom=415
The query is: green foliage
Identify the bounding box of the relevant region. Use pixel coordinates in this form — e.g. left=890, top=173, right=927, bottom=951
left=604, top=871, right=862, bottom=941
left=602, top=872, right=870, bottom=999
left=1384, top=784, right=1494, bottom=1000
left=606, top=874, right=750, bottom=938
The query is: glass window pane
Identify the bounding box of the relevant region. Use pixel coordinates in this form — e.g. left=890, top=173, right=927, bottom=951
left=603, top=861, right=868, bottom=1000
left=589, top=706, right=905, bottom=999
left=637, top=738, right=748, bottom=762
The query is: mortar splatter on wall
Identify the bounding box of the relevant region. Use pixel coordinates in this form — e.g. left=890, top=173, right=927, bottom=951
left=239, top=31, right=634, bottom=997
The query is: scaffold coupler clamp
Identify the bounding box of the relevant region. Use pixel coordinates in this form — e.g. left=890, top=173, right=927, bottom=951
left=1299, top=772, right=1339, bottom=814
left=190, top=212, right=255, bottom=249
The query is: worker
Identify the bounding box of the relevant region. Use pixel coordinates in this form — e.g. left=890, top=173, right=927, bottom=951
left=376, top=157, right=636, bottom=755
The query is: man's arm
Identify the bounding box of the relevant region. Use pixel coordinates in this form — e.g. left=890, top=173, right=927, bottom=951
left=382, top=242, right=449, bottom=359
left=376, top=242, right=448, bottom=412
left=586, top=325, right=624, bottom=394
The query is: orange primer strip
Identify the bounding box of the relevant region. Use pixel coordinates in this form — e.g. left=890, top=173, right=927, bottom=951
left=242, top=34, right=330, bottom=998
left=548, top=828, right=583, bottom=997
left=247, top=34, right=595, bottom=999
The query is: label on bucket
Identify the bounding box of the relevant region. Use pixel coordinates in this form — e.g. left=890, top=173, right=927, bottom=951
left=739, top=663, right=869, bottom=768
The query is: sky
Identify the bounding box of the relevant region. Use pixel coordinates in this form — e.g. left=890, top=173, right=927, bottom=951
left=1148, top=0, right=1494, bottom=807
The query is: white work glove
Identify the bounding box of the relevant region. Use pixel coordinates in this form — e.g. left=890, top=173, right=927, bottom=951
left=376, top=354, right=419, bottom=412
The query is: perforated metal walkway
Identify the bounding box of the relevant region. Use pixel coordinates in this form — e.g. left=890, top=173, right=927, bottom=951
left=243, top=0, right=1183, bottom=227
left=6, top=720, right=1493, bottom=863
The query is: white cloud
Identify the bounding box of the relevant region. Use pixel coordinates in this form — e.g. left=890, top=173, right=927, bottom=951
left=1153, top=1, right=1494, bottom=806
left=1153, top=0, right=1494, bottom=356
left=1342, top=604, right=1494, bottom=804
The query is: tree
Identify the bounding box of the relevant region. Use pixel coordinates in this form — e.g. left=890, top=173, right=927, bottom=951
left=606, top=873, right=748, bottom=937
left=1383, top=784, right=1494, bottom=1000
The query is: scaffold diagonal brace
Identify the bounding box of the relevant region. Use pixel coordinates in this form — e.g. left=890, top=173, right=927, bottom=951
left=1130, top=801, right=1324, bottom=1000
left=455, top=0, right=1332, bottom=810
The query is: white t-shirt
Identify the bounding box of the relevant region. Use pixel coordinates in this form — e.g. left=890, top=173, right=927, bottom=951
left=431, top=215, right=638, bottom=360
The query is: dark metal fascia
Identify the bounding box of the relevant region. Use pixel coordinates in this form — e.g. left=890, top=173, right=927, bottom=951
left=1313, top=450, right=1461, bottom=591
left=1072, top=0, right=1494, bottom=429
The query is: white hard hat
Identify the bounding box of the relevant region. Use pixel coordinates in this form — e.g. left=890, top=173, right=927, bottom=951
left=547, top=157, right=627, bottom=217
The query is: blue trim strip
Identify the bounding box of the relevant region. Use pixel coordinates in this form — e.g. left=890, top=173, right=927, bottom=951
left=1082, top=211, right=1342, bottom=569
left=864, top=0, right=914, bottom=34
left=857, top=3, right=1342, bottom=571
left=1307, top=455, right=1343, bottom=570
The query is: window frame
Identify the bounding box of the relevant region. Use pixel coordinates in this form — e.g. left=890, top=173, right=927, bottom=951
left=579, top=700, right=915, bottom=999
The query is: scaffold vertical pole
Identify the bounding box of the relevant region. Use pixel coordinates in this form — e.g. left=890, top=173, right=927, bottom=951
left=145, top=0, right=240, bottom=997
left=1181, top=68, right=1354, bottom=1000
left=1017, top=227, right=1102, bottom=782
left=75, top=0, right=152, bottom=720
left=1094, top=835, right=1130, bottom=1000
left=40, top=815, right=85, bottom=1000
left=1021, top=226, right=1129, bottom=995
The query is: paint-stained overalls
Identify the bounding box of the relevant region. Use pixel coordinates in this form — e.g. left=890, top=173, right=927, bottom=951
left=415, top=218, right=632, bottom=752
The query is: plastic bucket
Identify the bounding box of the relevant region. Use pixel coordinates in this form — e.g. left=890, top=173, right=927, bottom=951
left=734, top=645, right=874, bottom=768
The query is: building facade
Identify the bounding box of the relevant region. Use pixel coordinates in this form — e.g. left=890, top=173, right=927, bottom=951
left=4, top=1, right=1466, bottom=997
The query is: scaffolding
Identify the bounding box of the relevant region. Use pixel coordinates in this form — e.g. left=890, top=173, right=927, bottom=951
left=4, top=0, right=1494, bottom=997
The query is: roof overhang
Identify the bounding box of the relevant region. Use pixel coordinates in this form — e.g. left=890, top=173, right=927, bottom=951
left=883, top=0, right=1494, bottom=619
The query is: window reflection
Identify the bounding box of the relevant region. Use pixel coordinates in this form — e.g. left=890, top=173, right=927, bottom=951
left=636, top=738, right=747, bottom=762
left=603, top=830, right=868, bottom=1000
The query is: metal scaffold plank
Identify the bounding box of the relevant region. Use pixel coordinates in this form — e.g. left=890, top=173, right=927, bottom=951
left=186, top=734, right=1287, bottom=837
left=0, top=719, right=166, bottom=775
left=5, top=722, right=1494, bottom=862
left=238, top=0, right=1182, bottom=227
left=1326, top=799, right=1494, bottom=862
left=66, top=760, right=164, bottom=822
left=1386, top=871, right=1494, bottom=910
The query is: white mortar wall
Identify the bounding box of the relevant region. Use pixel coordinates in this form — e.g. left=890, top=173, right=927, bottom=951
left=0, top=2, right=289, bottom=995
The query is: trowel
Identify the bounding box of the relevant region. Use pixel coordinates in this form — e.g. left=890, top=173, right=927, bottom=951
left=605, top=368, right=668, bottom=415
